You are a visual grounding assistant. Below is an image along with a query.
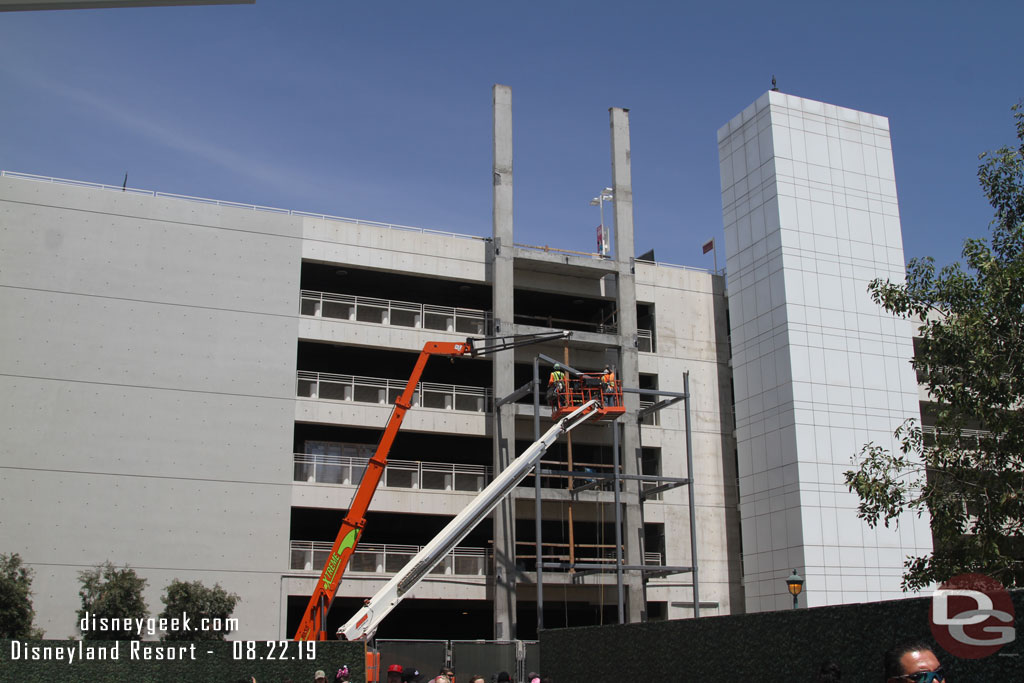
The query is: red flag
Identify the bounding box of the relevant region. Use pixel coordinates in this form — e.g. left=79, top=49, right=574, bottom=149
left=702, top=238, right=714, bottom=254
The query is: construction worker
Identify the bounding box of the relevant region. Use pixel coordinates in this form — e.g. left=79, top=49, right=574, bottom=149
left=547, top=363, right=566, bottom=409
left=601, top=365, right=617, bottom=406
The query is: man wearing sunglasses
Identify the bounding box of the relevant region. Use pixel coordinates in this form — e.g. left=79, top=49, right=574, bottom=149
left=884, top=641, right=946, bottom=683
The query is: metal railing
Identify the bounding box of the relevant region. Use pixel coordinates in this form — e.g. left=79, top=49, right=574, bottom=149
left=296, top=371, right=491, bottom=412
left=300, top=290, right=491, bottom=336
left=637, top=328, right=654, bottom=353
left=290, top=541, right=490, bottom=576
left=635, top=257, right=715, bottom=275
left=513, top=541, right=664, bottom=570
left=294, top=453, right=491, bottom=492
left=0, top=170, right=487, bottom=243
left=920, top=424, right=991, bottom=446
left=527, top=459, right=617, bottom=490
left=639, top=400, right=660, bottom=426
left=921, top=424, right=988, bottom=439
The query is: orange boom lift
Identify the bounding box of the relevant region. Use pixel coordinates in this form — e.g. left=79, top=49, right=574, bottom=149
left=549, top=372, right=624, bottom=421
left=294, top=332, right=572, bottom=641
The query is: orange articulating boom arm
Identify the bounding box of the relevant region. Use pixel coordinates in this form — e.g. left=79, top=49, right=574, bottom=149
left=294, top=340, right=472, bottom=641
left=293, top=332, right=568, bottom=641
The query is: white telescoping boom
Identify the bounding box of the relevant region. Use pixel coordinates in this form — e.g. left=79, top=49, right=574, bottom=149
left=338, top=400, right=602, bottom=640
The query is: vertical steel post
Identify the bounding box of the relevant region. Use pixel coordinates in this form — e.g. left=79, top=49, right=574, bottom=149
left=612, top=420, right=625, bottom=623
left=533, top=358, right=543, bottom=632
left=684, top=371, right=700, bottom=618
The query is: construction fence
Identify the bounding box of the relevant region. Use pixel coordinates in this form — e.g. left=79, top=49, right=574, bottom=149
left=539, top=589, right=1024, bottom=682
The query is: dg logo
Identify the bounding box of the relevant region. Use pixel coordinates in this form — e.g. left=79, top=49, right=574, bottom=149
left=930, top=573, right=1016, bottom=659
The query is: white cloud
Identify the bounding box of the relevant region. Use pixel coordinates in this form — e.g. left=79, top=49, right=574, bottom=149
left=1, top=62, right=308, bottom=191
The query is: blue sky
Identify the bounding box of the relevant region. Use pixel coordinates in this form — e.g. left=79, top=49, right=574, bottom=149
left=1, top=1, right=1020, bottom=271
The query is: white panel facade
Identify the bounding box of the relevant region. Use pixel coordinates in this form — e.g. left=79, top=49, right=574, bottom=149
left=719, top=91, right=931, bottom=612
left=0, top=176, right=301, bottom=639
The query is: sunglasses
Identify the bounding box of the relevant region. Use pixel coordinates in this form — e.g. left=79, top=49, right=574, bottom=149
left=898, top=668, right=944, bottom=683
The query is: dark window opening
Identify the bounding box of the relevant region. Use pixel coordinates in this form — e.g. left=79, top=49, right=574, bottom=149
left=287, top=596, right=493, bottom=641
left=300, top=261, right=492, bottom=310
left=646, top=601, right=668, bottom=621
left=298, top=341, right=490, bottom=384
left=289, top=510, right=492, bottom=575
left=518, top=439, right=619, bottom=491
left=514, top=288, right=617, bottom=335
left=637, top=302, right=657, bottom=352
left=641, top=447, right=662, bottom=500
left=644, top=522, right=666, bottom=565
left=514, top=517, right=622, bottom=572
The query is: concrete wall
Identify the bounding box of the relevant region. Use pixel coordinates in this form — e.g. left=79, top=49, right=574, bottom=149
left=302, top=217, right=489, bottom=282
left=719, top=91, right=931, bottom=612
left=635, top=262, right=740, bottom=617
left=0, top=176, right=300, bottom=639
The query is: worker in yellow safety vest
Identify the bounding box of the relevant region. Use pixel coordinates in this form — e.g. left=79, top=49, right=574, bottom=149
left=547, top=363, right=566, bottom=409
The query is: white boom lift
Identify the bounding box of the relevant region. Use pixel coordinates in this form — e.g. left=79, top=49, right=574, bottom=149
left=338, top=400, right=602, bottom=640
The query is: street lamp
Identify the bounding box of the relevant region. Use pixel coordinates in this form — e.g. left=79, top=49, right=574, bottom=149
left=589, top=187, right=613, bottom=257
left=786, top=569, right=804, bottom=610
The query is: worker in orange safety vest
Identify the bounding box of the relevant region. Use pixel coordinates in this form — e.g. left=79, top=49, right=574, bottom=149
left=600, top=365, right=617, bottom=406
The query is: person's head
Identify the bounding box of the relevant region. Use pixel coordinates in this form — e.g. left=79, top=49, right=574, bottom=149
left=314, top=671, right=328, bottom=683
left=817, top=660, right=841, bottom=683
left=604, top=365, right=610, bottom=372
left=434, top=676, right=450, bottom=683
left=387, top=664, right=403, bottom=683
left=553, top=363, right=560, bottom=371
left=496, top=673, right=511, bottom=683
left=468, top=676, right=486, bottom=683
left=527, top=672, right=541, bottom=683
left=337, top=665, right=351, bottom=681
left=439, top=668, right=455, bottom=682
left=884, top=641, right=944, bottom=682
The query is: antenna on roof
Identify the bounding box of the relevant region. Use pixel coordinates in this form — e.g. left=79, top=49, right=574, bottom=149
left=771, top=75, right=779, bottom=92
left=122, top=173, right=127, bottom=192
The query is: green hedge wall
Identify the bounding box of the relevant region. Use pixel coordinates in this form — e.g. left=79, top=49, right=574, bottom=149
left=0, top=639, right=364, bottom=683
left=539, top=591, right=1023, bottom=683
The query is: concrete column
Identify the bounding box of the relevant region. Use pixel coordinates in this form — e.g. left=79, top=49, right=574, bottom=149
left=609, top=107, right=646, bottom=623
left=491, top=83, right=517, bottom=639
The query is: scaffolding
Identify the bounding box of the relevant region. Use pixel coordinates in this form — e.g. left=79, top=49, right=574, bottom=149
left=491, top=354, right=701, bottom=630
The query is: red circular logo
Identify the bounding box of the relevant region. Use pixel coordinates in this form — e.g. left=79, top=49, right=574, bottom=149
left=929, top=573, right=1016, bottom=659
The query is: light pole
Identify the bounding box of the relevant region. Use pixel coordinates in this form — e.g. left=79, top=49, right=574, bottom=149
left=786, top=569, right=804, bottom=610
left=589, top=187, right=613, bottom=257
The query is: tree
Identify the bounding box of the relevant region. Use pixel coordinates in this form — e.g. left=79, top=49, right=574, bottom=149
left=0, top=552, right=40, bottom=639
left=77, top=562, right=148, bottom=640
left=159, top=579, right=240, bottom=641
left=845, top=102, right=1024, bottom=591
